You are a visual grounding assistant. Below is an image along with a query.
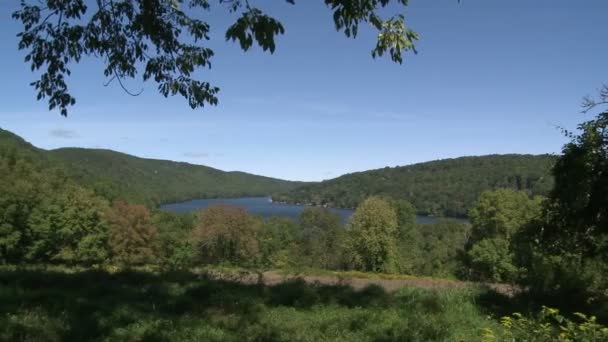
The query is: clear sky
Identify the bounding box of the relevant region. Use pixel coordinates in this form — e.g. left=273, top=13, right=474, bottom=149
left=1, top=0, right=607, bottom=181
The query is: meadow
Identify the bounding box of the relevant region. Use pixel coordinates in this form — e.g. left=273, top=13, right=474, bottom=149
left=0, top=266, right=514, bottom=341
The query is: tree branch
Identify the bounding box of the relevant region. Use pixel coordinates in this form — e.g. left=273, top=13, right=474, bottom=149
left=113, top=69, right=144, bottom=96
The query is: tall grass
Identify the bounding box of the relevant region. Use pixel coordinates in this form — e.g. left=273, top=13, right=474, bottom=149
left=0, top=266, right=504, bottom=341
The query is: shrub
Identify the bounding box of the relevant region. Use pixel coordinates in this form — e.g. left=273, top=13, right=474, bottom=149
left=481, top=306, right=608, bottom=342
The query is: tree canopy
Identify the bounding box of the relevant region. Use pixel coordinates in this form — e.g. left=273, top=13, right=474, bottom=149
left=274, top=154, right=555, bottom=217
left=13, top=0, right=418, bottom=116
left=537, top=86, right=608, bottom=259
left=345, top=196, right=398, bottom=273
left=466, top=189, right=542, bottom=282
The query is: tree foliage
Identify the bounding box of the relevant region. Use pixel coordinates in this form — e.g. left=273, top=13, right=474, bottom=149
left=410, top=219, right=471, bottom=278
left=345, top=196, right=398, bottom=273
left=49, top=147, right=303, bottom=206
left=258, top=216, right=297, bottom=268
left=468, top=189, right=543, bottom=245
left=0, top=143, right=111, bottom=265
left=388, top=198, right=416, bottom=238
left=0, top=156, right=43, bottom=263
left=191, top=204, right=263, bottom=265
left=27, top=184, right=110, bottom=264
left=274, top=154, right=555, bottom=217
left=295, top=207, right=344, bottom=269
left=466, top=189, right=542, bottom=282
left=537, top=87, right=608, bottom=259
left=515, top=86, right=608, bottom=300
left=13, top=0, right=418, bottom=116
left=153, top=210, right=196, bottom=269
left=107, top=201, right=159, bottom=266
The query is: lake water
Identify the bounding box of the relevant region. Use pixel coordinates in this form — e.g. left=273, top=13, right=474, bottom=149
left=160, top=197, right=467, bottom=224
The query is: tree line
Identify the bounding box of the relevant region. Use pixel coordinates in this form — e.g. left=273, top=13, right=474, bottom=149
left=0, top=141, right=499, bottom=277
left=273, top=154, right=556, bottom=217
left=0, top=149, right=468, bottom=275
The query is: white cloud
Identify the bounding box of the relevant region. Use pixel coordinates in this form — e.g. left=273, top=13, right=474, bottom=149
left=49, top=128, right=78, bottom=139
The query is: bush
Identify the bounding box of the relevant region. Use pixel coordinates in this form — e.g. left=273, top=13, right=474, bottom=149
left=481, top=306, right=608, bottom=341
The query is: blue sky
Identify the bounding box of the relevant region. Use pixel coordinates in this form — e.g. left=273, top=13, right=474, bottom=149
left=1, top=0, right=607, bottom=181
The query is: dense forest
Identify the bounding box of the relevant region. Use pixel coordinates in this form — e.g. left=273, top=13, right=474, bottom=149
left=273, top=154, right=556, bottom=217
left=0, top=128, right=302, bottom=206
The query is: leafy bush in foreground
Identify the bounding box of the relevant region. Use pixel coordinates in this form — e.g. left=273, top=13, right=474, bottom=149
left=481, top=306, right=608, bottom=341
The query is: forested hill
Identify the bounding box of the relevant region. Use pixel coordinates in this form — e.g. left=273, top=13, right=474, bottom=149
left=0, top=129, right=47, bottom=161
left=0, top=128, right=302, bottom=205
left=273, top=154, right=556, bottom=217
left=48, top=148, right=302, bottom=204
left=1, top=129, right=556, bottom=215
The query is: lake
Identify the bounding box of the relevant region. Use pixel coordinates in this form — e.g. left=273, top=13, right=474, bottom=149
left=160, top=197, right=468, bottom=224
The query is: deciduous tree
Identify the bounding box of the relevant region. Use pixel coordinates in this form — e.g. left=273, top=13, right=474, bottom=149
left=516, top=86, right=608, bottom=298
left=154, top=210, right=196, bottom=269
left=296, top=207, right=344, bottom=269
left=107, top=201, right=159, bottom=266
left=539, top=87, right=608, bottom=258
left=259, top=216, right=297, bottom=268
left=345, top=196, right=398, bottom=273
left=467, top=189, right=542, bottom=282
left=0, top=158, right=44, bottom=262
left=191, top=204, right=263, bottom=265
left=13, top=0, right=418, bottom=116
left=27, top=184, right=110, bottom=264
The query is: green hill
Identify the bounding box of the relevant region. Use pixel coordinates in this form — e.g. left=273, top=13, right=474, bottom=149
left=48, top=148, right=303, bottom=204
left=273, top=154, right=556, bottom=217
left=0, top=128, right=302, bottom=206
left=1, top=129, right=556, bottom=215
left=0, top=129, right=47, bottom=162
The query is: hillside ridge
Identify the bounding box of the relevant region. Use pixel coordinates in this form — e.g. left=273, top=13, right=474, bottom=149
left=274, top=153, right=556, bottom=216
left=0, top=128, right=302, bottom=206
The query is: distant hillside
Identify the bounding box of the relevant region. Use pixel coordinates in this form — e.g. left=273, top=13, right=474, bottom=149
left=0, top=128, right=302, bottom=206
left=1, top=129, right=557, bottom=215
left=0, top=129, right=47, bottom=161
left=273, top=154, right=556, bottom=217
left=49, top=148, right=302, bottom=205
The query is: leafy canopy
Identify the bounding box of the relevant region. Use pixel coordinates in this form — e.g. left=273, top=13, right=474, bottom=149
left=107, top=201, right=159, bottom=266
left=346, top=196, right=398, bottom=273
left=467, top=189, right=542, bottom=282
left=296, top=207, right=344, bottom=269
left=538, top=85, right=608, bottom=259
left=13, top=0, right=418, bottom=116
left=191, top=204, right=264, bottom=265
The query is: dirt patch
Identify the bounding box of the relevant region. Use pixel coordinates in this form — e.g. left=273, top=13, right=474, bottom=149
left=205, top=270, right=520, bottom=296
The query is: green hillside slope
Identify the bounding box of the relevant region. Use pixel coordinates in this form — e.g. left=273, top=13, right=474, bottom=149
left=273, top=154, right=556, bottom=217
left=0, top=128, right=302, bottom=206
left=1, top=129, right=556, bottom=215
left=0, top=129, right=47, bottom=161
left=49, top=148, right=302, bottom=204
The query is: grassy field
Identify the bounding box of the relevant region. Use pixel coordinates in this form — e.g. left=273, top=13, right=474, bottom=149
left=0, top=266, right=521, bottom=341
